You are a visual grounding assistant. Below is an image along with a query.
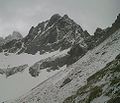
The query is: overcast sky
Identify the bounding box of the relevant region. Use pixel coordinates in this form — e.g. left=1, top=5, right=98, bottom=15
left=0, top=0, right=120, bottom=37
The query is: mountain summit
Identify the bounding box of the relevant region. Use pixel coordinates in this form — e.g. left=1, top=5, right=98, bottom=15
left=0, top=31, right=23, bottom=46
left=22, top=14, right=90, bottom=54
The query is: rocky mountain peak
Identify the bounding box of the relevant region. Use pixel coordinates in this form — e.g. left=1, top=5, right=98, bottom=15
left=63, top=14, right=69, bottom=18
left=62, top=14, right=74, bottom=22
left=5, top=31, right=23, bottom=43
left=41, top=14, right=61, bottom=30
left=0, top=31, right=23, bottom=46
left=48, top=14, right=61, bottom=25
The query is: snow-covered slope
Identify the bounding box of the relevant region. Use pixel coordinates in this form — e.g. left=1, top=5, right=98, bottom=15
left=4, top=27, right=120, bottom=103
left=0, top=49, right=69, bottom=102
left=0, top=50, right=63, bottom=69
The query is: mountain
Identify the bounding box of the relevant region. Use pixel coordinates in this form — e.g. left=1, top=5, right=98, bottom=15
left=22, top=14, right=91, bottom=54
left=1, top=13, right=120, bottom=55
left=2, top=13, right=120, bottom=103
left=5, top=31, right=23, bottom=43
left=0, top=14, right=91, bottom=55
left=2, top=13, right=117, bottom=55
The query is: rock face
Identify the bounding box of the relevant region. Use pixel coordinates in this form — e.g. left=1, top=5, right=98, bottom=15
left=5, top=64, right=28, bottom=77
left=0, top=64, right=28, bottom=77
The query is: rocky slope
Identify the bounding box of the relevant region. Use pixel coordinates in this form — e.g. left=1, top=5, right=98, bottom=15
left=63, top=54, right=120, bottom=103
left=3, top=13, right=120, bottom=103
